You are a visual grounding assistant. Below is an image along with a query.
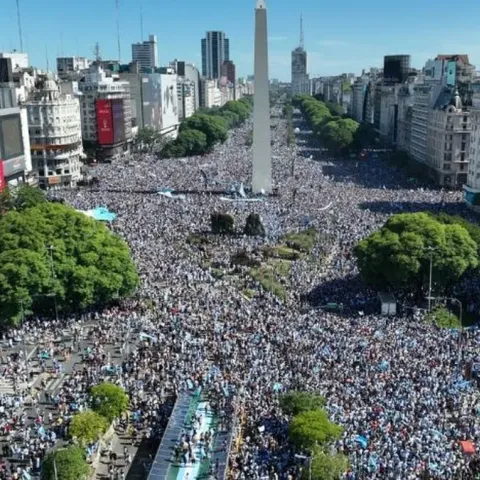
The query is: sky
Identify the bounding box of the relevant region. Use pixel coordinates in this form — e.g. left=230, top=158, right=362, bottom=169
left=2, top=0, right=480, bottom=81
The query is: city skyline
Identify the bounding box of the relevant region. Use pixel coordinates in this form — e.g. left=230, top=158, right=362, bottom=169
left=1, top=0, right=480, bottom=80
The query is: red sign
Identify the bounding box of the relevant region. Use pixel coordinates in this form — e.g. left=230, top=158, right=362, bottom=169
left=96, top=99, right=114, bottom=145
left=0, top=161, right=4, bottom=192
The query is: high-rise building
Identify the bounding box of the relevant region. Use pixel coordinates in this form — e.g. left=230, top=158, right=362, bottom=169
left=252, top=0, right=272, bottom=194
left=465, top=109, right=480, bottom=210
left=57, top=57, right=90, bottom=80
left=291, top=17, right=309, bottom=95
left=201, top=31, right=229, bottom=79
left=77, top=65, right=132, bottom=160
left=132, top=34, right=158, bottom=72
left=383, top=55, right=411, bottom=85
left=26, top=75, right=84, bottom=188
left=221, top=60, right=236, bottom=85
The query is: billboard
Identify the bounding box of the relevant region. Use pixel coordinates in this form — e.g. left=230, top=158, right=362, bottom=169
left=112, top=99, right=126, bottom=144
left=0, top=161, right=4, bottom=192
left=96, top=99, right=114, bottom=145
left=0, top=114, right=24, bottom=160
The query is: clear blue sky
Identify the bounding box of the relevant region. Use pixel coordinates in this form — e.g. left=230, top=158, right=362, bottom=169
left=1, top=0, right=480, bottom=81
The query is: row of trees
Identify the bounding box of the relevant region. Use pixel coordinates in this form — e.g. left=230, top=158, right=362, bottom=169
left=283, top=103, right=295, bottom=146
left=292, top=95, right=376, bottom=154
left=210, top=212, right=266, bottom=236
left=355, top=212, right=479, bottom=300
left=42, top=383, right=129, bottom=480
left=280, top=392, right=348, bottom=479
left=161, top=97, right=253, bottom=158
left=0, top=186, right=139, bottom=327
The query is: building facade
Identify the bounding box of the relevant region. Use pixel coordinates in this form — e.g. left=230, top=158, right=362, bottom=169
left=291, top=47, right=309, bottom=95
left=131, top=35, right=158, bottom=72
left=78, top=65, right=132, bottom=159
left=221, top=60, right=236, bottom=85
left=26, top=76, right=84, bottom=188
left=465, top=109, right=480, bottom=209
left=0, top=52, right=29, bottom=70
left=383, top=55, right=411, bottom=84
left=201, top=31, right=229, bottom=80
left=57, top=57, right=90, bottom=80
left=200, top=79, right=223, bottom=108
left=351, top=76, right=369, bottom=123
left=120, top=72, right=179, bottom=136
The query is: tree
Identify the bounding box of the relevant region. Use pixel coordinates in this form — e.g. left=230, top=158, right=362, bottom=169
left=90, top=382, right=129, bottom=422
left=280, top=392, right=326, bottom=416
left=0, top=203, right=139, bottom=326
left=136, top=127, right=162, bottom=152
left=430, top=213, right=480, bottom=254
left=320, top=120, right=354, bottom=154
left=42, top=446, right=89, bottom=480
left=289, top=410, right=343, bottom=449
left=161, top=140, right=187, bottom=158
left=177, top=129, right=208, bottom=156
left=69, top=410, right=109, bottom=445
left=222, top=100, right=251, bottom=122
left=211, top=212, right=235, bottom=234
left=354, top=213, right=478, bottom=295
left=13, top=184, right=47, bottom=210
left=244, top=213, right=266, bottom=237
left=353, top=122, right=377, bottom=150
left=426, top=306, right=461, bottom=329
left=180, top=114, right=228, bottom=150
left=306, top=448, right=349, bottom=480
left=219, top=110, right=241, bottom=129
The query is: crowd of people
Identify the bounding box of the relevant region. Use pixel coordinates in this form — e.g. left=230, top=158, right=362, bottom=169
left=1, top=109, right=480, bottom=480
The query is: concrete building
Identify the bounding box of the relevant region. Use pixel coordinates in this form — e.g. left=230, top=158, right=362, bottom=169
left=132, top=35, right=158, bottom=72
left=291, top=47, right=309, bottom=95
left=252, top=0, right=272, bottom=194
left=168, top=60, right=201, bottom=118
left=26, top=75, right=84, bottom=189
left=120, top=71, right=179, bottom=136
left=351, top=76, right=369, bottom=123
left=397, top=84, right=414, bottom=152
left=464, top=109, right=480, bottom=209
left=201, top=31, right=229, bottom=79
left=78, top=65, right=132, bottom=160
left=383, top=55, right=411, bottom=85
left=426, top=88, right=470, bottom=186
left=0, top=58, right=32, bottom=187
left=0, top=52, right=29, bottom=70
left=221, top=60, right=236, bottom=85
left=200, top=79, right=223, bottom=108
left=57, top=57, right=90, bottom=80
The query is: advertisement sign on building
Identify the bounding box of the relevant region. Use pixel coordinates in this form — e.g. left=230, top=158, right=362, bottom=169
left=0, top=160, right=4, bottom=192
left=96, top=99, right=114, bottom=145
left=112, top=99, right=126, bottom=144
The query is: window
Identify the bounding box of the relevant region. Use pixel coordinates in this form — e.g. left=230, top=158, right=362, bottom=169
left=443, top=163, right=451, bottom=170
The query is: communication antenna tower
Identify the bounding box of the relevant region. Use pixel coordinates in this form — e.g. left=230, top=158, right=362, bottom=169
left=140, top=0, right=144, bottom=41
left=16, top=0, right=24, bottom=52
left=299, top=14, right=304, bottom=49
left=94, top=42, right=102, bottom=63
left=115, top=0, right=121, bottom=62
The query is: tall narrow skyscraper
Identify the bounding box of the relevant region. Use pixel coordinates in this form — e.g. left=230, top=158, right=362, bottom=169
left=291, top=15, right=309, bottom=95
left=201, top=31, right=229, bottom=79
left=252, top=0, right=272, bottom=194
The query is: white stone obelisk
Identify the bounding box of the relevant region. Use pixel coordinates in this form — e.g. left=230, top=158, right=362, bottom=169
left=252, top=0, right=272, bottom=194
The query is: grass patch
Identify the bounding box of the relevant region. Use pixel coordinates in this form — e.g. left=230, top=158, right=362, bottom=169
left=243, top=288, right=256, bottom=299
left=187, top=233, right=210, bottom=245
left=282, top=227, right=317, bottom=252
left=211, top=268, right=225, bottom=279
left=249, top=267, right=287, bottom=300
left=269, top=259, right=292, bottom=277
left=262, top=245, right=301, bottom=260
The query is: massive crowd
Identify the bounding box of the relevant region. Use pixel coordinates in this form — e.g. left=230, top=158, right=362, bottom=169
left=1, top=111, right=480, bottom=480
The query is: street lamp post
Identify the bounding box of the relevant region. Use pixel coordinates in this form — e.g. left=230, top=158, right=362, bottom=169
left=47, top=245, right=59, bottom=322
left=19, top=301, right=29, bottom=379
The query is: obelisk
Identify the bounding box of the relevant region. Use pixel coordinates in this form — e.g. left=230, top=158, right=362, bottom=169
left=252, top=0, right=272, bottom=194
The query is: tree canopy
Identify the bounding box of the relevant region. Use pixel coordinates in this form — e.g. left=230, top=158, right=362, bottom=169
left=292, top=95, right=374, bottom=154
left=90, top=382, right=129, bottom=423
left=244, top=213, right=266, bottom=237
left=289, top=409, right=343, bottom=449
left=69, top=410, right=109, bottom=445
left=0, top=184, right=47, bottom=212
left=163, top=99, right=252, bottom=158
left=354, top=212, right=478, bottom=295
left=42, top=446, right=89, bottom=480
left=306, top=448, right=349, bottom=480
left=280, top=392, right=326, bottom=416
left=211, top=212, right=235, bottom=234
left=0, top=202, right=139, bottom=326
